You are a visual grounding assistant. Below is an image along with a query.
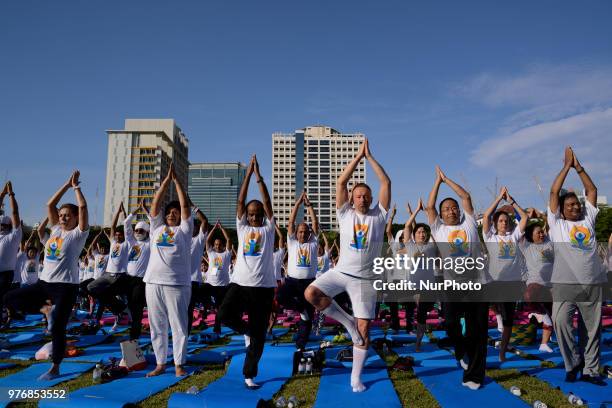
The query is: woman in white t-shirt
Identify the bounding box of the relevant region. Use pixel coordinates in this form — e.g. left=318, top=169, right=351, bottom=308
left=0, top=181, right=22, bottom=325
left=16, top=230, right=40, bottom=286
left=547, top=147, right=606, bottom=385
left=203, top=221, right=233, bottom=334
left=482, top=187, right=528, bottom=362
left=5, top=171, right=89, bottom=380
left=143, top=163, right=193, bottom=378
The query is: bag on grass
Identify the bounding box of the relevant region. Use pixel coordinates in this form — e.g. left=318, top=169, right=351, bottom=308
left=120, top=339, right=147, bottom=371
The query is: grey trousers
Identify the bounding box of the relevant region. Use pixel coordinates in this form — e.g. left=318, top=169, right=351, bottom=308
left=552, top=284, right=602, bottom=376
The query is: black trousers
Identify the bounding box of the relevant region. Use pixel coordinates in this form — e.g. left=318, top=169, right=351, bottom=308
left=0, top=270, right=14, bottom=322
left=125, top=275, right=146, bottom=340
left=187, top=281, right=210, bottom=335
left=201, top=283, right=228, bottom=333
left=4, top=280, right=78, bottom=364
left=443, top=301, right=489, bottom=384
left=88, top=273, right=129, bottom=320
left=218, top=283, right=274, bottom=378
left=276, top=277, right=315, bottom=349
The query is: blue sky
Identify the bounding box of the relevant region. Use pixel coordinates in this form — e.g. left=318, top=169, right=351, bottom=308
left=1, top=1, right=611, bottom=225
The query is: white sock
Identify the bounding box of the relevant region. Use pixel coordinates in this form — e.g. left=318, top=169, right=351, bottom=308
left=539, top=343, right=554, bottom=353
left=542, top=314, right=552, bottom=327
left=322, top=302, right=363, bottom=346
left=244, top=378, right=259, bottom=388
left=351, top=347, right=368, bottom=392
left=462, top=381, right=481, bottom=390
left=244, top=334, right=251, bottom=348
left=496, top=314, right=503, bottom=332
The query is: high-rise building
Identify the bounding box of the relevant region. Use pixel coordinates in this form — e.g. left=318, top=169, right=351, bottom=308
left=272, top=126, right=366, bottom=230
left=103, top=119, right=189, bottom=225
left=188, top=162, right=247, bottom=226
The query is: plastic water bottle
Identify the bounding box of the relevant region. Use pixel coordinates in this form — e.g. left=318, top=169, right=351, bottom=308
left=186, top=386, right=198, bottom=395
left=92, top=363, right=103, bottom=383
left=533, top=401, right=547, bottom=408
left=509, top=386, right=521, bottom=396
left=305, top=358, right=313, bottom=375
left=568, top=393, right=583, bottom=406
left=275, top=396, right=287, bottom=407
left=288, top=395, right=298, bottom=408
left=298, top=358, right=306, bottom=375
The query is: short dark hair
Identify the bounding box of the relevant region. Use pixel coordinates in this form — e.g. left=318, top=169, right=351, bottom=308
left=559, top=192, right=579, bottom=217
left=164, top=200, right=181, bottom=216
left=246, top=200, right=264, bottom=214
left=438, top=197, right=459, bottom=214
left=525, top=221, right=544, bottom=243
left=59, top=203, right=79, bottom=216
left=412, top=223, right=431, bottom=240
left=492, top=210, right=511, bottom=227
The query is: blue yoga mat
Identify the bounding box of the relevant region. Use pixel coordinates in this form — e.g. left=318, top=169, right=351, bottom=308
left=486, top=347, right=543, bottom=369
left=528, top=367, right=611, bottom=406
left=515, top=344, right=565, bottom=366
left=394, top=343, right=457, bottom=367
left=66, top=337, right=152, bottom=363
left=199, top=326, right=234, bottom=336
left=314, top=352, right=401, bottom=408
left=0, top=362, right=94, bottom=406
left=39, top=365, right=198, bottom=408
left=323, top=346, right=387, bottom=369
left=168, top=343, right=295, bottom=408
left=4, top=332, right=45, bottom=347
left=0, top=363, right=16, bottom=370
left=414, top=365, right=528, bottom=407
left=387, top=333, right=431, bottom=344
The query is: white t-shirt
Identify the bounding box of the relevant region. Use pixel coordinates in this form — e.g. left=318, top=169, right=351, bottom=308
left=124, top=213, right=151, bottom=278
left=0, top=226, right=22, bottom=271
left=547, top=201, right=606, bottom=284
left=233, top=215, right=276, bottom=288
left=40, top=225, right=90, bottom=284
left=17, top=252, right=40, bottom=285
left=106, top=239, right=129, bottom=274
left=431, top=213, right=483, bottom=282
left=519, top=239, right=554, bottom=286
left=93, top=251, right=108, bottom=279
left=273, top=248, right=285, bottom=282
left=334, top=202, right=388, bottom=279
left=287, top=233, right=319, bottom=280
left=386, top=239, right=405, bottom=281
left=206, top=249, right=232, bottom=286
left=143, top=213, right=194, bottom=286
left=484, top=227, right=524, bottom=282
left=405, top=241, right=438, bottom=285
left=190, top=228, right=208, bottom=283
left=316, top=250, right=331, bottom=277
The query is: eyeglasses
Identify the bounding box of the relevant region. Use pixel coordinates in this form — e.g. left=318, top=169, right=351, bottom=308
left=135, top=229, right=146, bottom=233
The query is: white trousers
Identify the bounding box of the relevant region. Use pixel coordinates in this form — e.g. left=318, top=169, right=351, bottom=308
left=145, top=283, right=191, bottom=366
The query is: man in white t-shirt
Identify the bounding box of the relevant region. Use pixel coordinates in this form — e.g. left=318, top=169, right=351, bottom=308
left=425, top=166, right=487, bottom=391
left=547, top=147, right=606, bottom=385
left=123, top=200, right=151, bottom=340
left=277, top=191, right=320, bottom=350
left=217, top=155, right=276, bottom=390
left=0, top=182, right=22, bottom=326
left=88, top=202, right=130, bottom=328
left=203, top=221, right=233, bottom=334
left=316, top=232, right=331, bottom=278
left=187, top=207, right=209, bottom=334
left=305, top=139, right=391, bottom=393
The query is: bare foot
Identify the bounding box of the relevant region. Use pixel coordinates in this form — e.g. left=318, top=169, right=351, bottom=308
left=499, top=350, right=507, bottom=362
left=175, top=365, right=187, bottom=377
left=38, top=364, right=60, bottom=381
left=146, top=365, right=166, bottom=377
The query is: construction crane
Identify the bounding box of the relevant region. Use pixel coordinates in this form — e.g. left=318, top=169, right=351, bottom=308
left=532, top=175, right=547, bottom=208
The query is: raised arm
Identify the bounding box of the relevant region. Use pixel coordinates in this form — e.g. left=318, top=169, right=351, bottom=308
left=363, top=139, right=391, bottom=210
left=70, top=171, right=88, bottom=231
left=572, top=149, right=597, bottom=207
left=483, top=187, right=506, bottom=235
left=252, top=155, right=273, bottom=220
left=4, top=182, right=20, bottom=228
left=303, top=193, right=319, bottom=235
left=336, top=141, right=366, bottom=209
left=150, top=164, right=173, bottom=218
left=441, top=168, right=474, bottom=216
left=205, top=222, right=219, bottom=251
left=275, top=224, right=285, bottom=249
left=505, top=190, right=529, bottom=233
left=37, top=217, right=48, bottom=243
left=403, top=199, right=423, bottom=243
left=110, top=202, right=125, bottom=238
left=386, top=204, right=397, bottom=242
left=193, top=206, right=209, bottom=233
left=425, top=166, right=443, bottom=225
left=47, top=174, right=73, bottom=226
left=237, top=156, right=255, bottom=219
left=321, top=231, right=330, bottom=252
left=87, top=230, right=104, bottom=258
left=549, top=147, right=574, bottom=213
left=220, top=224, right=232, bottom=252
left=288, top=192, right=304, bottom=237
left=170, top=164, right=191, bottom=222
left=123, top=211, right=136, bottom=246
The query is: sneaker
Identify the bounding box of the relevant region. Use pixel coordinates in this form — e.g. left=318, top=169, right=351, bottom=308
left=580, top=374, right=606, bottom=386
left=565, top=361, right=584, bottom=383
left=462, top=381, right=481, bottom=390
left=538, top=343, right=554, bottom=353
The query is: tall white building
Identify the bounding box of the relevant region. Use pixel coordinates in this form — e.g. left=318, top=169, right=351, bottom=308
left=103, top=119, right=189, bottom=225
left=272, top=126, right=366, bottom=231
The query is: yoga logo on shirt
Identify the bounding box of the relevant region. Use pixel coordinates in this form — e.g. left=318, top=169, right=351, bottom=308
left=447, top=230, right=468, bottom=257
left=26, top=260, right=37, bottom=273
left=539, top=248, right=554, bottom=264
left=569, top=226, right=592, bottom=250
left=96, top=256, right=107, bottom=270
left=297, top=247, right=311, bottom=267
left=317, top=256, right=325, bottom=271
left=111, top=242, right=121, bottom=258
left=45, top=237, right=63, bottom=261
left=350, top=223, right=369, bottom=250
left=156, top=227, right=176, bottom=247
left=213, top=255, right=223, bottom=269
left=244, top=231, right=262, bottom=256
left=497, top=240, right=516, bottom=259
left=128, top=245, right=141, bottom=262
